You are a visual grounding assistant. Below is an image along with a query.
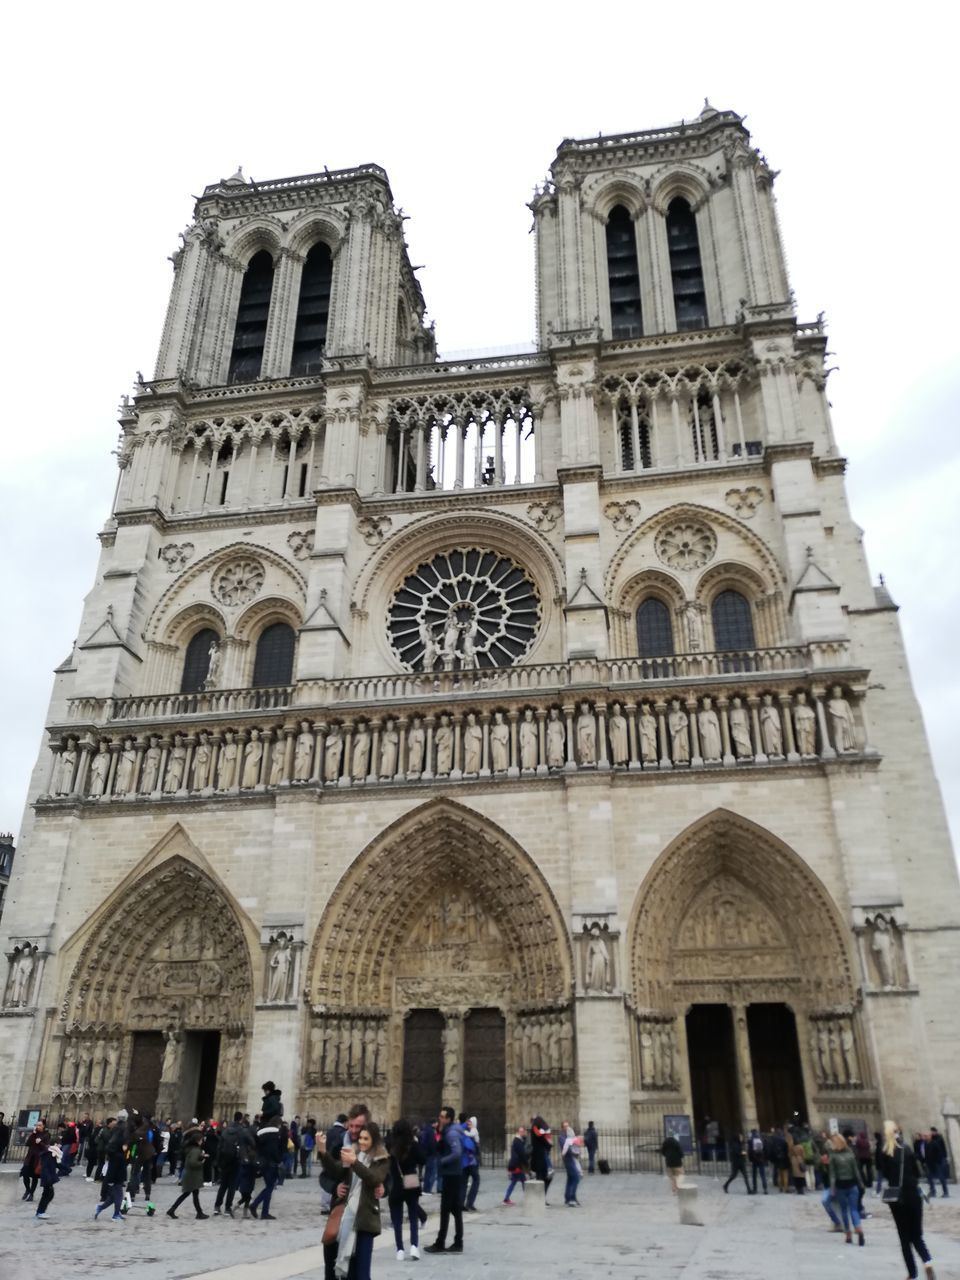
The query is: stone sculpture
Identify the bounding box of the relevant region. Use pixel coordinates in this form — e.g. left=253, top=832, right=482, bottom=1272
left=191, top=733, right=211, bottom=790
left=793, top=692, right=817, bottom=756
left=828, top=686, right=857, bottom=752
left=435, top=715, right=453, bottom=774
left=269, top=736, right=286, bottom=786
left=324, top=725, right=343, bottom=782
left=760, top=694, right=783, bottom=756
left=668, top=700, right=689, bottom=763
left=406, top=717, right=425, bottom=775
left=869, top=914, right=898, bottom=988
left=115, top=738, right=137, bottom=795
left=729, top=697, right=752, bottom=757
left=546, top=708, right=565, bottom=768
left=490, top=712, right=509, bottom=772
left=352, top=723, right=371, bottom=779
left=267, top=934, right=293, bottom=1002
left=8, top=946, right=35, bottom=1006
left=585, top=926, right=611, bottom=992
left=577, top=703, right=596, bottom=765
left=294, top=722, right=314, bottom=781
left=204, top=638, right=222, bottom=690
left=698, top=698, right=722, bottom=761
left=608, top=704, right=628, bottom=766
left=141, top=736, right=162, bottom=792
left=241, top=729, right=263, bottom=788
left=639, top=704, right=658, bottom=763
left=163, top=734, right=187, bottom=792
left=55, top=739, right=78, bottom=795
left=380, top=719, right=399, bottom=778
left=463, top=713, right=482, bottom=774
left=519, top=709, right=538, bottom=769
left=89, top=742, right=110, bottom=796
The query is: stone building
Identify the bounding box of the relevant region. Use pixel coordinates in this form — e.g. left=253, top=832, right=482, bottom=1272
left=2, top=104, right=958, bottom=1148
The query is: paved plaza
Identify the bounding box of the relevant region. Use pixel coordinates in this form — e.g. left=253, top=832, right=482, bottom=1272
left=1, top=1167, right=958, bottom=1280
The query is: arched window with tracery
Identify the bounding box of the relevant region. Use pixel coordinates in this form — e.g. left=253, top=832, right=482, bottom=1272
left=711, top=589, right=755, bottom=671
left=636, top=597, right=675, bottom=676
left=228, top=250, right=275, bottom=383
left=291, top=242, right=333, bottom=376
left=181, top=627, right=220, bottom=693
left=605, top=205, right=643, bottom=338
left=666, top=197, right=707, bottom=330
left=252, top=622, right=296, bottom=687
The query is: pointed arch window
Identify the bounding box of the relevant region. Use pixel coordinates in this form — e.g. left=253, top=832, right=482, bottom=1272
left=181, top=628, right=220, bottom=693
left=291, top=242, right=333, bottom=376
left=636, top=597, right=674, bottom=677
left=228, top=250, right=274, bottom=383
left=605, top=205, right=643, bottom=339
left=711, top=589, right=755, bottom=651
left=666, top=197, right=707, bottom=330
left=252, top=622, right=296, bottom=688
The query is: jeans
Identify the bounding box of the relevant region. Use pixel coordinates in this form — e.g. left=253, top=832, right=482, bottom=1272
left=724, top=1163, right=751, bottom=1192
left=237, top=1163, right=257, bottom=1205
left=251, top=1164, right=277, bottom=1216
left=423, top=1155, right=439, bottom=1193
left=390, top=1193, right=420, bottom=1250
left=461, top=1164, right=480, bottom=1209
left=59, top=1150, right=75, bottom=1176
left=214, top=1159, right=239, bottom=1211
left=928, top=1160, right=949, bottom=1196
left=504, top=1173, right=526, bottom=1201
left=347, top=1230, right=374, bottom=1280
left=750, top=1162, right=767, bottom=1193
left=834, top=1184, right=861, bottom=1231
left=563, top=1155, right=582, bottom=1203
left=170, top=1188, right=204, bottom=1216
left=436, top=1174, right=463, bottom=1246
left=299, top=1148, right=313, bottom=1177
left=821, top=1187, right=841, bottom=1226
left=586, top=1149, right=596, bottom=1173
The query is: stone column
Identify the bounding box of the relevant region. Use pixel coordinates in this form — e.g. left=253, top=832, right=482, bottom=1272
left=596, top=702, right=610, bottom=770
left=368, top=720, right=381, bottom=785
left=718, top=696, right=735, bottom=767
left=812, top=686, right=836, bottom=759
left=686, top=698, right=703, bottom=767
left=450, top=714, right=463, bottom=781
left=536, top=708, right=549, bottom=776
left=731, top=1003, right=758, bottom=1131
left=422, top=717, right=435, bottom=781
left=480, top=713, right=491, bottom=777
left=780, top=694, right=799, bottom=762
left=656, top=701, right=672, bottom=769
left=441, top=1009, right=465, bottom=1111
left=563, top=704, right=577, bottom=771
left=507, top=710, right=520, bottom=778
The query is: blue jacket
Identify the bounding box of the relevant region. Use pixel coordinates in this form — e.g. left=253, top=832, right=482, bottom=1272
left=460, top=1124, right=478, bottom=1169
left=438, top=1122, right=463, bottom=1176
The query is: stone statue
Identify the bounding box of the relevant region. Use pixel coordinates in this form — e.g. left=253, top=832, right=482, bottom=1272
left=406, top=717, right=425, bottom=775
left=213, top=732, right=236, bottom=788
left=352, top=723, right=371, bottom=779
left=659, top=1024, right=674, bottom=1088
left=141, top=736, right=162, bottom=792
left=324, top=725, right=343, bottom=782
left=294, top=722, right=314, bottom=781
left=828, top=1025, right=843, bottom=1084
left=91, top=1037, right=107, bottom=1091
left=547, top=1017, right=561, bottom=1073
left=267, top=934, right=293, bottom=1002
left=519, top=709, right=538, bottom=769
left=460, top=617, right=480, bottom=670
left=793, top=691, right=817, bottom=756
left=698, top=698, right=722, bottom=761
left=639, top=704, right=658, bottom=763
left=420, top=620, right=439, bottom=672
left=376, top=1022, right=387, bottom=1084
left=729, top=697, right=752, bottom=757
left=308, top=1024, right=323, bottom=1074
left=870, top=914, right=898, bottom=988
left=161, top=1028, right=183, bottom=1081
left=163, top=734, right=187, bottom=792
left=585, top=926, right=611, bottom=992
left=204, top=638, right=221, bottom=689
left=490, top=711, right=509, bottom=772
left=442, top=1020, right=460, bottom=1081
left=810, top=1024, right=824, bottom=1081
left=105, top=1039, right=121, bottom=1089
left=840, top=1022, right=857, bottom=1085
left=828, top=686, right=857, bottom=752
left=380, top=719, right=399, bottom=778
left=668, top=700, right=689, bottom=763
left=190, top=733, right=210, bottom=789
left=608, top=703, right=628, bottom=766
left=60, top=1037, right=78, bottom=1087
left=241, top=729, right=263, bottom=788
left=363, top=1021, right=377, bottom=1082
left=640, top=1030, right=655, bottom=1084
left=55, top=739, right=78, bottom=794
left=463, top=713, right=482, bottom=774
left=760, top=694, right=783, bottom=756
left=269, top=735, right=286, bottom=786
left=577, top=703, right=596, bottom=765
left=441, top=612, right=460, bottom=670
left=8, top=947, right=35, bottom=1006
left=546, top=707, right=565, bottom=768
left=526, top=1019, right=542, bottom=1073
left=115, top=738, right=137, bottom=795
left=89, top=742, right=110, bottom=796
left=559, top=1016, right=574, bottom=1072
left=435, top=715, right=453, bottom=774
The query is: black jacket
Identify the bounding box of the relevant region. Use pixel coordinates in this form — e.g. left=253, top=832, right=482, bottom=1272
left=261, top=1090, right=283, bottom=1124
left=661, top=1136, right=683, bottom=1169
left=256, top=1125, right=283, bottom=1167
left=320, top=1121, right=347, bottom=1194
left=878, top=1141, right=925, bottom=1202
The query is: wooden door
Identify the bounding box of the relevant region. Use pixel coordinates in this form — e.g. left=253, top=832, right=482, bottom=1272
left=126, top=1031, right=165, bottom=1116
left=401, top=1010, right=444, bottom=1126
left=463, top=1008, right=506, bottom=1152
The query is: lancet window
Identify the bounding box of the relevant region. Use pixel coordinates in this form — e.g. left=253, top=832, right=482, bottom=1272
left=291, top=243, right=333, bottom=376
left=615, top=397, right=653, bottom=471
left=606, top=205, right=643, bottom=339
left=666, top=198, right=707, bottom=331
left=636, top=598, right=675, bottom=677
left=228, top=251, right=275, bottom=383
left=711, top=590, right=755, bottom=652
left=252, top=623, right=296, bottom=688
left=181, top=628, right=220, bottom=693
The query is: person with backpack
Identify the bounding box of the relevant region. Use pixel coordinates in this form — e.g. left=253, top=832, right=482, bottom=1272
left=747, top=1129, right=768, bottom=1194
left=214, top=1111, right=246, bottom=1216
left=458, top=1113, right=480, bottom=1212
left=126, top=1111, right=158, bottom=1206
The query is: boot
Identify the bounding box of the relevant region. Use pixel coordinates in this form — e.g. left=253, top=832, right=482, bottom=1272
left=856, top=1229, right=864, bottom=1246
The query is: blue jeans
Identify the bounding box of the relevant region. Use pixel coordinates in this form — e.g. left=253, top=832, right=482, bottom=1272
left=586, top=1149, right=596, bottom=1173
left=821, top=1187, right=841, bottom=1226
left=835, top=1184, right=861, bottom=1230
left=504, top=1173, right=526, bottom=1201
left=251, top=1164, right=277, bottom=1216
left=348, top=1230, right=374, bottom=1280
left=461, top=1164, right=479, bottom=1209
left=563, top=1156, right=581, bottom=1203
left=750, top=1162, right=767, bottom=1193
left=928, top=1160, right=949, bottom=1196
left=390, top=1195, right=420, bottom=1250
left=423, top=1155, right=439, bottom=1193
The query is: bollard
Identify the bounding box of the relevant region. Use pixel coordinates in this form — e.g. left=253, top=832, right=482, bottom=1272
left=677, top=1182, right=703, bottom=1226
left=522, top=1177, right=546, bottom=1217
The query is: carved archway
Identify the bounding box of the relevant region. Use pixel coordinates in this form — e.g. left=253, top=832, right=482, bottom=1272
left=55, top=830, right=256, bottom=1116
left=305, top=798, right=576, bottom=1122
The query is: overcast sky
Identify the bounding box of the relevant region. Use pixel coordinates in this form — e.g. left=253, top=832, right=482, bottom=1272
left=1, top=3, right=957, bottom=865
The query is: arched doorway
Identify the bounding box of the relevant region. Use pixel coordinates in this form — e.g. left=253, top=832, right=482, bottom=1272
left=55, top=840, right=255, bottom=1121
left=628, top=810, right=873, bottom=1138
left=305, top=799, right=575, bottom=1143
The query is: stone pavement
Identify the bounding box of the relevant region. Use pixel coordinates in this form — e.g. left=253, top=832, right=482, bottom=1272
left=1, top=1166, right=958, bottom=1280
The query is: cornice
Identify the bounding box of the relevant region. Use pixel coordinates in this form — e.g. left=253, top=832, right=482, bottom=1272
left=813, top=456, right=847, bottom=477
left=599, top=458, right=768, bottom=497
left=763, top=442, right=814, bottom=469
left=114, top=501, right=316, bottom=536
left=197, top=166, right=393, bottom=213
left=557, top=465, right=603, bottom=488
left=359, top=483, right=559, bottom=518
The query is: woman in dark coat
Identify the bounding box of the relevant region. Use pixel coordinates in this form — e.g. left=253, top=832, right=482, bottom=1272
left=387, top=1119, right=425, bottom=1261
left=318, top=1121, right=389, bottom=1280
left=20, top=1120, right=48, bottom=1200
left=529, top=1116, right=553, bottom=1199
left=723, top=1134, right=752, bottom=1194
left=166, top=1134, right=208, bottom=1219
left=877, top=1120, right=935, bottom=1280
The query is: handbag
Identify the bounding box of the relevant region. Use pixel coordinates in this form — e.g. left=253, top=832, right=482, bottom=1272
left=882, top=1145, right=904, bottom=1204
left=402, top=1172, right=421, bottom=1190
left=322, top=1199, right=345, bottom=1244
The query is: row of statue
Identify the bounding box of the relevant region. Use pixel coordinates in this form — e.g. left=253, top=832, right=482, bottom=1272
left=637, top=1018, right=680, bottom=1091
left=307, top=1016, right=388, bottom=1086
left=59, top=1035, right=124, bottom=1092
left=47, top=686, right=860, bottom=799
left=809, top=1016, right=861, bottom=1088
left=513, top=1011, right=576, bottom=1080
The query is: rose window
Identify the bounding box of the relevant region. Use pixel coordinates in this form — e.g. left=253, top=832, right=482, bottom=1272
left=211, top=558, right=265, bottom=606
left=654, top=521, right=717, bottom=571
left=388, top=548, right=541, bottom=671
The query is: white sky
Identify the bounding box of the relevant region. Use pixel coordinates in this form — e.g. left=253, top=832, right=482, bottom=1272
left=1, top=3, right=957, bottom=867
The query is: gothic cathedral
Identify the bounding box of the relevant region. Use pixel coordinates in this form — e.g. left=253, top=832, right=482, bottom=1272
left=3, top=105, right=958, bottom=1146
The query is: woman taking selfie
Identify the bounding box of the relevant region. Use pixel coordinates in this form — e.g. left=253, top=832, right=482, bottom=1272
left=318, top=1121, right=390, bottom=1280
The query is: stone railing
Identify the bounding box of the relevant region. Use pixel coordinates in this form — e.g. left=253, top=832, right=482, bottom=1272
left=42, top=673, right=874, bottom=806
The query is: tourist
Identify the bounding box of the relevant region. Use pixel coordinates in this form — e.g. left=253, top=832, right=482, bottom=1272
left=788, top=1132, right=807, bottom=1193
left=854, top=1127, right=874, bottom=1187
left=214, top=1111, right=246, bottom=1216
left=299, top=1116, right=317, bottom=1177
left=236, top=1117, right=260, bottom=1217
left=529, top=1115, right=553, bottom=1200
left=723, top=1133, right=751, bottom=1193
left=322, top=1103, right=375, bottom=1280
left=458, top=1113, right=480, bottom=1211
left=424, top=1107, right=464, bottom=1254
left=660, top=1131, right=684, bottom=1193
left=925, top=1127, right=949, bottom=1198
left=127, top=1110, right=158, bottom=1205
left=94, top=1117, right=128, bottom=1222
left=387, top=1118, right=424, bottom=1260
left=770, top=1127, right=789, bottom=1192
left=583, top=1121, right=598, bottom=1174
left=166, top=1132, right=208, bottom=1219
left=420, top=1119, right=440, bottom=1194
left=878, top=1119, right=935, bottom=1279
left=560, top=1120, right=583, bottom=1205
left=34, top=1141, right=61, bottom=1219
left=78, top=1113, right=94, bottom=1165
left=58, top=1117, right=79, bottom=1175
left=503, top=1125, right=529, bottom=1204
left=318, top=1119, right=389, bottom=1280
left=827, top=1132, right=864, bottom=1245
left=84, top=1119, right=105, bottom=1181
left=249, top=1116, right=282, bottom=1219
left=0, top=1111, right=10, bottom=1164
left=20, top=1118, right=47, bottom=1201
left=320, top=1114, right=349, bottom=1211
left=703, top=1116, right=720, bottom=1168
left=201, top=1119, right=219, bottom=1185
left=747, top=1129, right=768, bottom=1194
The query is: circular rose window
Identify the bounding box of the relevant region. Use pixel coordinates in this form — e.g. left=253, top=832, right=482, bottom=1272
left=388, top=548, right=541, bottom=672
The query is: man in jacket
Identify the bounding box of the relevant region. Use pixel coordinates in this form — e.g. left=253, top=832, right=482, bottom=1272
left=319, top=1113, right=348, bottom=1212
left=249, top=1121, right=282, bottom=1220
left=660, top=1132, right=684, bottom=1194
left=926, top=1127, right=950, bottom=1197
left=425, top=1107, right=464, bottom=1254
left=583, top=1122, right=598, bottom=1174
left=322, top=1103, right=376, bottom=1280
left=215, top=1112, right=246, bottom=1216
left=747, top=1128, right=768, bottom=1194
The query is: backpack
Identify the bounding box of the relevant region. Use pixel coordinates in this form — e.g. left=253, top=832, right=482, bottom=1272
left=751, top=1135, right=764, bottom=1156
left=461, top=1130, right=477, bottom=1168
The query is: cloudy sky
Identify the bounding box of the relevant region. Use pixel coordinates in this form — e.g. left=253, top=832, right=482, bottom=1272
left=2, top=3, right=957, bottom=862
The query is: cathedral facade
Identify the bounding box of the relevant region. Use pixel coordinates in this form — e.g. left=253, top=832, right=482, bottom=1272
left=3, top=105, right=958, bottom=1148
